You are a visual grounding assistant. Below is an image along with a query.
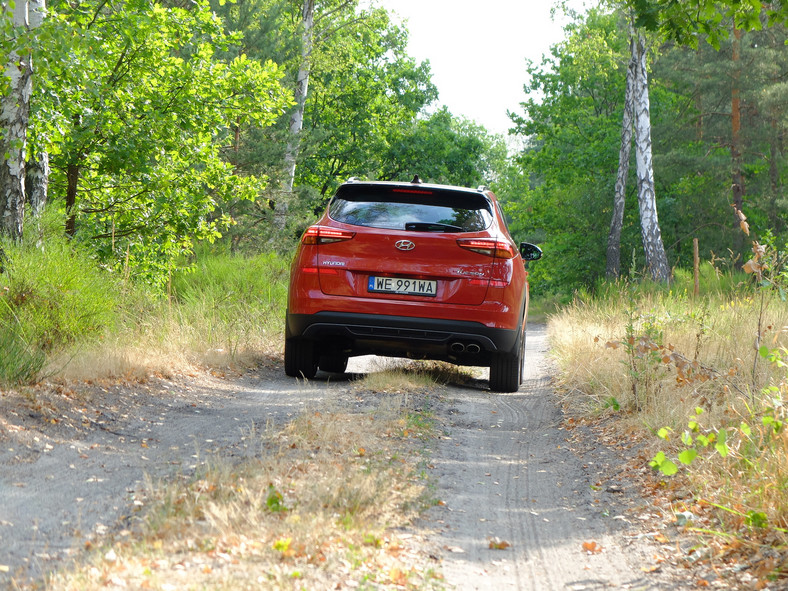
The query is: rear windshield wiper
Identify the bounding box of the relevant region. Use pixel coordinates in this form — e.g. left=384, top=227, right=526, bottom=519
left=405, top=222, right=464, bottom=233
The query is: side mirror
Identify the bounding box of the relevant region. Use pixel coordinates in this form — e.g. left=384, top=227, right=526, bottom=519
left=519, top=242, right=542, bottom=261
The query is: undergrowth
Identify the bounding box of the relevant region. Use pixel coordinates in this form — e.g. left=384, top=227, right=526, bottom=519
left=550, top=223, right=788, bottom=584
left=0, top=229, right=290, bottom=385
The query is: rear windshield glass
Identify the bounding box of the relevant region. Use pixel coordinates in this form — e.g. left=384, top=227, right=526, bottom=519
left=328, top=185, right=493, bottom=232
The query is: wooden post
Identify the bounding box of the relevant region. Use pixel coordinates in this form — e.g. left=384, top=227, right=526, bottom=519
left=693, top=238, right=700, bottom=297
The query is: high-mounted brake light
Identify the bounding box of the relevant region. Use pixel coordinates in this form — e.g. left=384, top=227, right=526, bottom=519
left=456, top=238, right=516, bottom=259
left=302, top=226, right=356, bottom=245
left=392, top=188, right=433, bottom=195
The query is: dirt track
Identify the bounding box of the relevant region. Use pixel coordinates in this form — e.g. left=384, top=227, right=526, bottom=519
left=421, top=325, right=681, bottom=590
left=0, top=324, right=684, bottom=589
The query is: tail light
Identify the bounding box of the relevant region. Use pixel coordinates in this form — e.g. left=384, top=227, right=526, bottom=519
left=302, top=226, right=355, bottom=245
left=457, top=238, right=516, bottom=259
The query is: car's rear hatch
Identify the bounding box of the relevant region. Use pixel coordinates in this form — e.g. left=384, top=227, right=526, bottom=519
left=312, top=183, right=504, bottom=306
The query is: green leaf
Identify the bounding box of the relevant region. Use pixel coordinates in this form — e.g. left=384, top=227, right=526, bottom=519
left=650, top=451, right=679, bottom=476
left=745, top=511, right=768, bottom=528
left=678, top=449, right=698, bottom=465
left=660, top=459, right=679, bottom=476
left=657, top=427, right=670, bottom=440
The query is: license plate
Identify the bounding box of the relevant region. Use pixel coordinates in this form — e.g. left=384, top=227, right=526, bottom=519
left=368, top=276, right=437, bottom=297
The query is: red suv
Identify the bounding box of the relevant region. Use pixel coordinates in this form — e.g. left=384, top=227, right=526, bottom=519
left=284, top=177, right=542, bottom=392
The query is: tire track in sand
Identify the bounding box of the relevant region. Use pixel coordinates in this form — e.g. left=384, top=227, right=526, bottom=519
left=423, top=324, right=674, bottom=590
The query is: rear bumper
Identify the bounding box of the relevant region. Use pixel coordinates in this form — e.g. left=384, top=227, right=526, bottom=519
left=287, top=311, right=520, bottom=364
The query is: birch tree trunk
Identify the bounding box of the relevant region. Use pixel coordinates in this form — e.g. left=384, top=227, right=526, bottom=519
left=26, top=150, right=48, bottom=217
left=0, top=0, right=44, bottom=240
left=276, top=0, right=315, bottom=230
left=633, top=32, right=670, bottom=282
left=606, top=39, right=637, bottom=279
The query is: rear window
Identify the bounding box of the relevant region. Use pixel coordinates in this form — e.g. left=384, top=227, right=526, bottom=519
left=328, top=185, right=493, bottom=232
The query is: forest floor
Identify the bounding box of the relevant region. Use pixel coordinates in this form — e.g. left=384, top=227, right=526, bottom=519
left=0, top=325, right=763, bottom=590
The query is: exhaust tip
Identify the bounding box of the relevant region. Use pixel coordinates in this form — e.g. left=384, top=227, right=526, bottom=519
left=466, top=343, right=481, bottom=354
left=450, top=342, right=465, bottom=353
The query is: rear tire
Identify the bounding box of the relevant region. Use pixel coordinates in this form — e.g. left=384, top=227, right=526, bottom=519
left=284, top=337, right=317, bottom=379
left=489, top=329, right=525, bottom=393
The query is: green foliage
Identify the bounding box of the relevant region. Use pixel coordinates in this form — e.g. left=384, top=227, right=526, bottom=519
left=0, top=323, right=46, bottom=385
left=294, top=5, right=437, bottom=199
left=628, top=0, right=788, bottom=48
left=506, top=5, right=788, bottom=296
left=384, top=107, right=506, bottom=187
left=168, top=246, right=289, bottom=356
left=506, top=9, right=637, bottom=293
left=0, top=217, right=121, bottom=383
left=31, top=0, right=292, bottom=284
left=266, top=484, right=288, bottom=513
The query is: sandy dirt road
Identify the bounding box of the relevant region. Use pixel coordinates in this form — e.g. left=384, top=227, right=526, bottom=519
left=0, top=324, right=683, bottom=589
left=420, top=325, right=681, bottom=590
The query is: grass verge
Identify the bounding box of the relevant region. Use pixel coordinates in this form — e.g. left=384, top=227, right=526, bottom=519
left=549, top=262, right=788, bottom=584
left=0, top=234, right=290, bottom=385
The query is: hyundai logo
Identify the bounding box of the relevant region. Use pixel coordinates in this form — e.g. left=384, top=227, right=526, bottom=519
left=395, top=240, right=415, bottom=251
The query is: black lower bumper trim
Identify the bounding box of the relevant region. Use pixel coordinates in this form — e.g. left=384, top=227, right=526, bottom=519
left=287, top=311, right=518, bottom=362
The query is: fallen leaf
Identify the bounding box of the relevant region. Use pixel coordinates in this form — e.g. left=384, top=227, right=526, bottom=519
left=582, top=541, right=603, bottom=554
left=488, top=537, right=510, bottom=550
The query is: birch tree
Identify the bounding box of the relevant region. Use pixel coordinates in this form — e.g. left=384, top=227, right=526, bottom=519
left=632, top=30, right=671, bottom=282
left=606, top=39, right=636, bottom=279
left=0, top=0, right=45, bottom=240
left=277, top=0, right=314, bottom=229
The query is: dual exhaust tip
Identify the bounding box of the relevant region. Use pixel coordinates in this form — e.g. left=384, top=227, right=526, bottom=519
left=450, top=342, right=481, bottom=354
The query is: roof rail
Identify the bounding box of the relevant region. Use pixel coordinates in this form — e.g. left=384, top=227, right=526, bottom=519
left=347, top=176, right=358, bottom=183
left=477, top=185, right=487, bottom=192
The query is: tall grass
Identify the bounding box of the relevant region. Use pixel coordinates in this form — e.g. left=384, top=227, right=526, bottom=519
left=167, top=246, right=290, bottom=361
left=0, top=232, right=290, bottom=384
left=0, top=221, right=121, bottom=384
left=550, top=260, right=788, bottom=569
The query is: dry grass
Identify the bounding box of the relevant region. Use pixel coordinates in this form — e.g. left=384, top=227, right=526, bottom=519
left=549, top=280, right=788, bottom=575
left=549, top=288, right=785, bottom=428
left=42, top=303, right=283, bottom=383
left=48, top=385, right=445, bottom=590
left=357, top=359, right=477, bottom=394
